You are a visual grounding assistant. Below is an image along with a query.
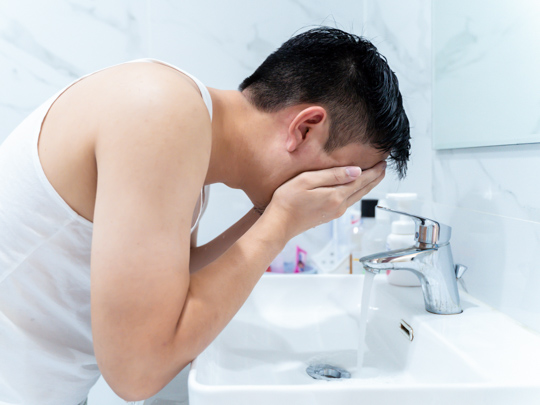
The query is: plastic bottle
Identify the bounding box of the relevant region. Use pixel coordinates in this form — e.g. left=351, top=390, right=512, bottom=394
left=349, top=199, right=378, bottom=274
left=386, top=193, right=421, bottom=286
left=360, top=199, right=378, bottom=241
left=353, top=199, right=378, bottom=255
left=361, top=198, right=391, bottom=256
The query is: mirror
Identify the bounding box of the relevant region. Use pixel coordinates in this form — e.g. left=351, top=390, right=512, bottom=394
left=432, top=0, right=540, bottom=149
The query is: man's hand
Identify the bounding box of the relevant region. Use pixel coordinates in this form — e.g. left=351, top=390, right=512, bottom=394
left=265, top=161, right=386, bottom=240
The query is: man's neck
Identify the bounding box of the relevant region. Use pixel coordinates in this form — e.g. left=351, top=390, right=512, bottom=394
left=204, top=88, right=252, bottom=189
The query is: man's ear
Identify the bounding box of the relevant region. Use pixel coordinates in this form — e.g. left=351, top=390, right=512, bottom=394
left=286, top=106, right=327, bottom=152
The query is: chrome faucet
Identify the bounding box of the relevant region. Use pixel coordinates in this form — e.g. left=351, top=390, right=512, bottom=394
left=360, top=207, right=467, bottom=315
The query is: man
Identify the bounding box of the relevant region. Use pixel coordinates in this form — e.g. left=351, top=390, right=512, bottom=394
left=0, top=27, right=409, bottom=404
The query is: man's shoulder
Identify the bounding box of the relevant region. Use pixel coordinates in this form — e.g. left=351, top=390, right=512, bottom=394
left=98, top=61, right=210, bottom=124
left=89, top=61, right=213, bottom=179
left=84, top=61, right=212, bottom=151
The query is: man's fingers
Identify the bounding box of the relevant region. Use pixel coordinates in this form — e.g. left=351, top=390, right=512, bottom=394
left=300, top=166, right=362, bottom=189
left=346, top=168, right=386, bottom=208
left=337, top=160, right=386, bottom=197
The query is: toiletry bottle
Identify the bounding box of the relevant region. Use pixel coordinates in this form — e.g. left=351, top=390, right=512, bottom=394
left=361, top=198, right=391, bottom=256
left=386, top=193, right=421, bottom=286
left=352, top=199, right=376, bottom=255
left=360, top=199, right=378, bottom=239
left=350, top=199, right=377, bottom=273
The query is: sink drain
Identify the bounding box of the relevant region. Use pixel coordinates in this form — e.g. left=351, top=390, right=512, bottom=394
left=306, top=364, right=351, bottom=381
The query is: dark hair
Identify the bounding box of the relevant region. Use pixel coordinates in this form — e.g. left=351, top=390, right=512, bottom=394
left=239, top=27, right=411, bottom=178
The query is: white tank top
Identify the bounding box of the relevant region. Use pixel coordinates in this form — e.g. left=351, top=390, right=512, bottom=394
left=0, top=59, right=212, bottom=405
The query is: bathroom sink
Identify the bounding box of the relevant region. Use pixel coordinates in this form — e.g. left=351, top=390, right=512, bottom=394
left=188, top=275, right=540, bottom=405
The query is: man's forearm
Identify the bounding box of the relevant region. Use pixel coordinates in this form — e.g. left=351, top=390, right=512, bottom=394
left=159, top=210, right=287, bottom=386
left=189, top=208, right=261, bottom=272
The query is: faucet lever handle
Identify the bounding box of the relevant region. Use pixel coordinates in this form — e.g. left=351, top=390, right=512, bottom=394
left=455, top=264, right=468, bottom=279
left=376, top=206, right=452, bottom=246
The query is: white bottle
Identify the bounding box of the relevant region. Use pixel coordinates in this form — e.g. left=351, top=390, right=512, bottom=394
left=386, top=193, right=421, bottom=286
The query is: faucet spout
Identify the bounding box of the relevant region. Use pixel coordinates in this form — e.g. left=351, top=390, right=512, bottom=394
left=360, top=245, right=463, bottom=315
left=358, top=206, right=466, bottom=315
left=360, top=246, right=436, bottom=275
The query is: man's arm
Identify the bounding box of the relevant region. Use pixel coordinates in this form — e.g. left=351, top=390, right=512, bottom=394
left=189, top=208, right=261, bottom=272
left=90, top=64, right=215, bottom=400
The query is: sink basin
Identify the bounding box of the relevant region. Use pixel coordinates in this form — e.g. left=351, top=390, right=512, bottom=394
left=188, top=275, right=540, bottom=405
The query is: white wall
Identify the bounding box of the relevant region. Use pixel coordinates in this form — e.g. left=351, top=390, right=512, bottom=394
left=359, top=0, right=433, bottom=203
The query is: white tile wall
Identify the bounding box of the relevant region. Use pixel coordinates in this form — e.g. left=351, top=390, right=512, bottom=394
left=360, top=0, right=433, bottom=203
left=0, top=0, right=149, bottom=140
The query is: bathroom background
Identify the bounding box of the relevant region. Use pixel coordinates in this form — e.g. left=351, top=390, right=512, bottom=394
left=1, top=0, right=539, bottom=403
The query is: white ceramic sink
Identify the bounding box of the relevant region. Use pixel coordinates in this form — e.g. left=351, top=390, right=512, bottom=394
left=188, top=275, right=540, bottom=405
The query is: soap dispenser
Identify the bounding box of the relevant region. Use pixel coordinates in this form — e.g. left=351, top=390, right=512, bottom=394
left=385, top=193, right=421, bottom=286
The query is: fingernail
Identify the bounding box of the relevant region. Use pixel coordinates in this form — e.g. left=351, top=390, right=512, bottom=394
left=345, top=166, right=361, bottom=178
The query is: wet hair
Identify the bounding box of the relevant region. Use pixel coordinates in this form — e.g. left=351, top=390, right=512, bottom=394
left=239, top=27, right=411, bottom=178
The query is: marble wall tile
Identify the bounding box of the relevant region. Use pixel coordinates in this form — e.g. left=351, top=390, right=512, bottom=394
left=360, top=0, right=433, bottom=203
left=433, top=143, right=540, bottom=223
left=431, top=202, right=540, bottom=333
left=0, top=0, right=149, bottom=141
left=147, top=0, right=364, bottom=89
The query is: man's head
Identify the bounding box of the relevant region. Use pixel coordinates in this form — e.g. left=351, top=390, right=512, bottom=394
left=239, top=26, right=410, bottom=175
